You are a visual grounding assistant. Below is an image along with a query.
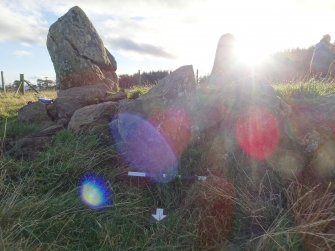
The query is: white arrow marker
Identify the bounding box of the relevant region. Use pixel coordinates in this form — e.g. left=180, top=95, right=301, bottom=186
left=197, top=176, right=208, bottom=181
left=128, top=171, right=146, bottom=177
left=152, top=208, right=166, bottom=221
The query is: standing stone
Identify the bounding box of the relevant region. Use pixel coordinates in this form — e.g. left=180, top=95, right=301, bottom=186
left=211, top=33, right=237, bottom=77
left=210, top=33, right=252, bottom=85
left=47, top=6, right=117, bottom=90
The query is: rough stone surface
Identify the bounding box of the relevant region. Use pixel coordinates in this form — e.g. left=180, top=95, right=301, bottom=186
left=118, top=65, right=196, bottom=115
left=18, top=102, right=54, bottom=128
left=101, top=91, right=127, bottom=103
left=68, top=101, right=118, bottom=134
left=47, top=6, right=117, bottom=90
left=54, top=82, right=111, bottom=125
left=113, top=65, right=196, bottom=142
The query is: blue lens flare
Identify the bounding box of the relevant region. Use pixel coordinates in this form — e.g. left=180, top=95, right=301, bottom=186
left=79, top=176, right=112, bottom=209
left=110, top=113, right=178, bottom=183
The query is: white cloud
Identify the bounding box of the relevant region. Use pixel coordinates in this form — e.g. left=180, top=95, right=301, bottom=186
left=0, top=1, right=48, bottom=44
left=13, top=50, right=32, bottom=57
left=107, top=37, right=174, bottom=59
left=2, top=0, right=335, bottom=75
left=20, top=42, right=33, bottom=47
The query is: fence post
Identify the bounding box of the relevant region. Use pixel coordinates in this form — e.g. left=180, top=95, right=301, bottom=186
left=1, top=71, right=5, bottom=93
left=196, top=69, right=199, bottom=84
left=138, top=70, right=141, bottom=86
left=19, top=74, right=25, bottom=95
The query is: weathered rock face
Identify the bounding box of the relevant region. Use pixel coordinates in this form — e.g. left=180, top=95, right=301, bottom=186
left=118, top=65, right=195, bottom=115
left=282, top=94, right=335, bottom=179
left=47, top=6, right=117, bottom=90
left=113, top=65, right=196, bottom=143
left=18, top=102, right=55, bottom=128
left=53, top=82, right=110, bottom=124
left=68, top=101, right=119, bottom=134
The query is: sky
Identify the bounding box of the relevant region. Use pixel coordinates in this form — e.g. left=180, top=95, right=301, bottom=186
left=1, top=0, right=335, bottom=84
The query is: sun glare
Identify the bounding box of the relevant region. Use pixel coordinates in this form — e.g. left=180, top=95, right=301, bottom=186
left=235, top=40, right=271, bottom=67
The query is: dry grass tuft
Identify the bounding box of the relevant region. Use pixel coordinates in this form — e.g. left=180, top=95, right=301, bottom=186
left=286, top=181, right=335, bottom=251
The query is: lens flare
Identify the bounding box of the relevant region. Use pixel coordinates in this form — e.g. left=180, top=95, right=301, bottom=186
left=235, top=106, right=280, bottom=160
left=80, top=176, right=112, bottom=209
left=110, top=113, right=178, bottom=183
left=149, top=108, right=191, bottom=158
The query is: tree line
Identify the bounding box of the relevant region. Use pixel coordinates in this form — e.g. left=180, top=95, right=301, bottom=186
left=260, top=46, right=315, bottom=83
left=118, top=70, right=169, bottom=88
left=117, top=47, right=320, bottom=88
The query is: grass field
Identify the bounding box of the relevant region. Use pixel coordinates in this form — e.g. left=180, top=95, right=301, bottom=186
left=0, top=83, right=335, bottom=250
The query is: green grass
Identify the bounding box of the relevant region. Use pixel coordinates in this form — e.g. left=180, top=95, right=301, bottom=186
left=0, top=91, right=57, bottom=119
left=0, top=84, right=334, bottom=250
left=126, top=85, right=153, bottom=99
left=0, top=91, right=57, bottom=139
left=0, top=129, right=197, bottom=250
left=273, top=80, right=335, bottom=99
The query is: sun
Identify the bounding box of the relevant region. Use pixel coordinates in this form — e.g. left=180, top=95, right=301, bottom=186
left=235, top=40, right=271, bottom=67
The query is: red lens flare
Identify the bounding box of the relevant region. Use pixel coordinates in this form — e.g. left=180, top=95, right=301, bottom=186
left=150, top=108, right=191, bottom=158
left=235, top=106, right=280, bottom=160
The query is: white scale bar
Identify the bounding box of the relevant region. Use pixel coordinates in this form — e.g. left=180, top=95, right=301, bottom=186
left=127, top=171, right=207, bottom=180
left=127, top=171, right=146, bottom=177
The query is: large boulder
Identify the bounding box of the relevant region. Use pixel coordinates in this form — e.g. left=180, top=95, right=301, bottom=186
left=280, top=94, right=335, bottom=180
left=47, top=6, right=117, bottom=90
left=68, top=101, right=119, bottom=134
left=53, top=82, right=112, bottom=125
left=120, top=65, right=196, bottom=111
left=18, top=102, right=55, bottom=128
left=113, top=65, right=196, bottom=143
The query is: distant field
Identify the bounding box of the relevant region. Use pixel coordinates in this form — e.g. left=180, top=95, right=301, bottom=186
left=0, top=82, right=334, bottom=250
left=0, top=90, right=57, bottom=119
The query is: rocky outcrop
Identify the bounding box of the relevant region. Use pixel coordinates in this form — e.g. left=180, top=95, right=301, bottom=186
left=47, top=6, right=117, bottom=90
